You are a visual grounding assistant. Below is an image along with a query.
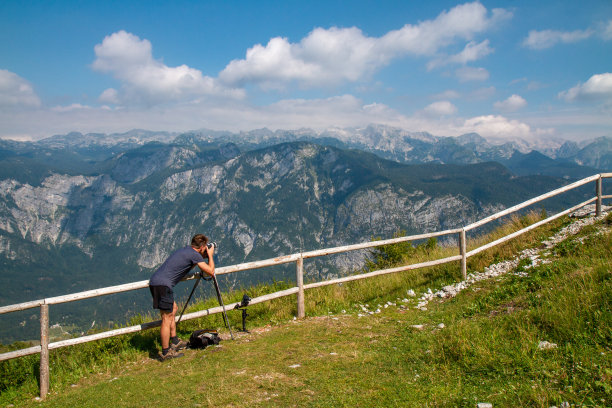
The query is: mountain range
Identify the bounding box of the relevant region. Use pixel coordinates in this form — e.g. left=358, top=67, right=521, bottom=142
left=0, top=124, right=608, bottom=343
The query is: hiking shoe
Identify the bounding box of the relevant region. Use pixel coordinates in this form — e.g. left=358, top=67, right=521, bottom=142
left=159, top=348, right=184, bottom=361
left=170, top=338, right=189, bottom=351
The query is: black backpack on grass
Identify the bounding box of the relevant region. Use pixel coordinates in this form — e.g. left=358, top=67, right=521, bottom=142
left=189, top=329, right=221, bottom=349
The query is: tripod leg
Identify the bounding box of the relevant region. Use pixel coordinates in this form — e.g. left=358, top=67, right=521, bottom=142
left=177, top=276, right=201, bottom=326
left=212, top=275, right=234, bottom=340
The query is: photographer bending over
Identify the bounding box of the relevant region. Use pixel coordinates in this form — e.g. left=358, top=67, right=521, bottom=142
left=149, top=234, right=215, bottom=361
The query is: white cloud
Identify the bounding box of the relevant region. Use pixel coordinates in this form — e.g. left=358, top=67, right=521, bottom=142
left=456, top=66, right=489, bottom=82
left=92, top=30, right=244, bottom=105
left=494, top=94, right=527, bottom=112
left=523, top=28, right=593, bottom=50
left=423, top=101, right=457, bottom=116
left=99, top=88, right=119, bottom=104
left=50, top=103, right=92, bottom=113
left=450, top=40, right=493, bottom=64
left=560, top=73, right=612, bottom=102
left=0, top=70, right=41, bottom=108
left=459, top=115, right=552, bottom=140
left=428, top=39, right=493, bottom=69
left=220, top=2, right=510, bottom=88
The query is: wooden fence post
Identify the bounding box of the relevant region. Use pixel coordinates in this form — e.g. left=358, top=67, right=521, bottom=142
left=40, top=303, right=49, bottom=399
left=459, top=229, right=467, bottom=280
left=596, top=176, right=602, bottom=217
left=296, top=256, right=305, bottom=318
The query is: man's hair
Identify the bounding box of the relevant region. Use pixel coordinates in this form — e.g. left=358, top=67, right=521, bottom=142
left=191, top=234, right=208, bottom=248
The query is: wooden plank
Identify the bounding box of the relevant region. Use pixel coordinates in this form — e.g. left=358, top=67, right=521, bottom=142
left=464, top=174, right=600, bottom=232
left=0, top=299, right=44, bottom=315
left=215, top=254, right=301, bottom=275
left=596, top=178, right=602, bottom=216
left=49, top=325, right=147, bottom=350
left=460, top=229, right=467, bottom=280
left=39, top=304, right=49, bottom=399
left=466, top=197, right=596, bottom=257
left=301, top=229, right=461, bottom=260
left=44, top=280, right=150, bottom=305
left=296, top=257, right=305, bottom=319
left=0, top=345, right=41, bottom=361
left=303, top=255, right=462, bottom=290
left=46, top=288, right=300, bottom=351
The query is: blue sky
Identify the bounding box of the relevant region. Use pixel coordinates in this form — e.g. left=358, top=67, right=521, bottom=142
left=0, top=0, right=611, bottom=144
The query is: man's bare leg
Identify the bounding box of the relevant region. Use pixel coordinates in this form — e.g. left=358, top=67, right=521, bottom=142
left=169, top=302, right=178, bottom=339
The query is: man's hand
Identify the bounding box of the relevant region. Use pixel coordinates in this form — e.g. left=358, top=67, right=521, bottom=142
left=205, top=244, right=215, bottom=259
left=197, top=243, right=215, bottom=277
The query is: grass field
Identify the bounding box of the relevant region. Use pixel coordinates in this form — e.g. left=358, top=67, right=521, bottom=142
left=1, top=211, right=610, bottom=407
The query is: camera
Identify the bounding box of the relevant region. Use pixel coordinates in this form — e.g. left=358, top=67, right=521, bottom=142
left=207, top=242, right=217, bottom=250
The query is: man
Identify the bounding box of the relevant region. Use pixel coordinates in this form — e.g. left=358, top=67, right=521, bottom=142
left=149, top=234, right=215, bottom=361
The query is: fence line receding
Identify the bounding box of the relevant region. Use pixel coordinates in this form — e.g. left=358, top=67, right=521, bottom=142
left=1, top=173, right=610, bottom=399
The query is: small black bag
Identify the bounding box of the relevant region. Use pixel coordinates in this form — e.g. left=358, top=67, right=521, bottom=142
left=189, top=329, right=221, bottom=349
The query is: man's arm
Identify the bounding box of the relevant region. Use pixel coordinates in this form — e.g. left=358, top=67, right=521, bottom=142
left=197, top=246, right=215, bottom=277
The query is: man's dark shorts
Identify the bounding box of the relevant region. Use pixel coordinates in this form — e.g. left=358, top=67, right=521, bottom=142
left=149, top=285, right=174, bottom=312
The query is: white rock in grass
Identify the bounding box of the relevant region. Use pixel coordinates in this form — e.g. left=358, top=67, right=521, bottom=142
left=407, top=289, right=416, bottom=297
left=538, top=341, right=558, bottom=350
left=437, top=323, right=445, bottom=329
left=410, top=325, right=424, bottom=330
left=477, top=404, right=492, bottom=408
left=288, top=364, right=301, bottom=368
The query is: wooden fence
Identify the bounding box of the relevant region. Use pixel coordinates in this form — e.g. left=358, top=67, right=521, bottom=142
left=1, top=173, right=611, bottom=398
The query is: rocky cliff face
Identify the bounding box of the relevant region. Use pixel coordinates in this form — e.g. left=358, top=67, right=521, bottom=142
left=0, top=139, right=580, bottom=311
left=0, top=137, right=591, bottom=343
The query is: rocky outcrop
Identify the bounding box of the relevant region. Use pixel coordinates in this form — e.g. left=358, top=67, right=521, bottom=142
left=0, top=140, right=574, bottom=304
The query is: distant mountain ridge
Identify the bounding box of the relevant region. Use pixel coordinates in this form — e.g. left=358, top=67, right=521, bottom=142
left=30, top=124, right=612, bottom=174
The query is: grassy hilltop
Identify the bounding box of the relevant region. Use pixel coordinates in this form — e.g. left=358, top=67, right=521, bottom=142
left=1, top=210, right=610, bottom=407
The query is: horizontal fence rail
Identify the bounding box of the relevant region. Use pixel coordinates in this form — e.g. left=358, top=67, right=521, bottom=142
left=1, top=173, right=611, bottom=399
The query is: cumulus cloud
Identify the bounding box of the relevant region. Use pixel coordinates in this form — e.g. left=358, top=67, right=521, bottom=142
left=92, top=30, right=244, bottom=105
left=0, top=70, right=41, bottom=108
left=559, top=73, right=612, bottom=102
left=450, top=40, right=493, bottom=64
left=428, top=39, right=493, bottom=69
left=99, top=88, right=120, bottom=104
left=220, top=2, right=510, bottom=88
left=523, top=28, right=593, bottom=50
left=462, top=115, right=533, bottom=139
left=494, top=94, right=527, bottom=112
left=423, top=101, right=457, bottom=116
left=456, top=66, right=489, bottom=82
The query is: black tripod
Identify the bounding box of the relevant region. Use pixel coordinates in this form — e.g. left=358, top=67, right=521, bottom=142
left=177, top=273, right=234, bottom=340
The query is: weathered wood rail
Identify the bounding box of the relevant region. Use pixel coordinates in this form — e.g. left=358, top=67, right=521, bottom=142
left=1, top=173, right=611, bottom=398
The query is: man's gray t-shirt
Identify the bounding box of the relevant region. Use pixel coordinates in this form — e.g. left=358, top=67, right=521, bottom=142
left=149, top=246, right=205, bottom=288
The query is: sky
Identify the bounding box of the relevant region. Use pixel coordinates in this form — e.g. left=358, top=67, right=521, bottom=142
left=0, top=0, right=611, bottom=144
